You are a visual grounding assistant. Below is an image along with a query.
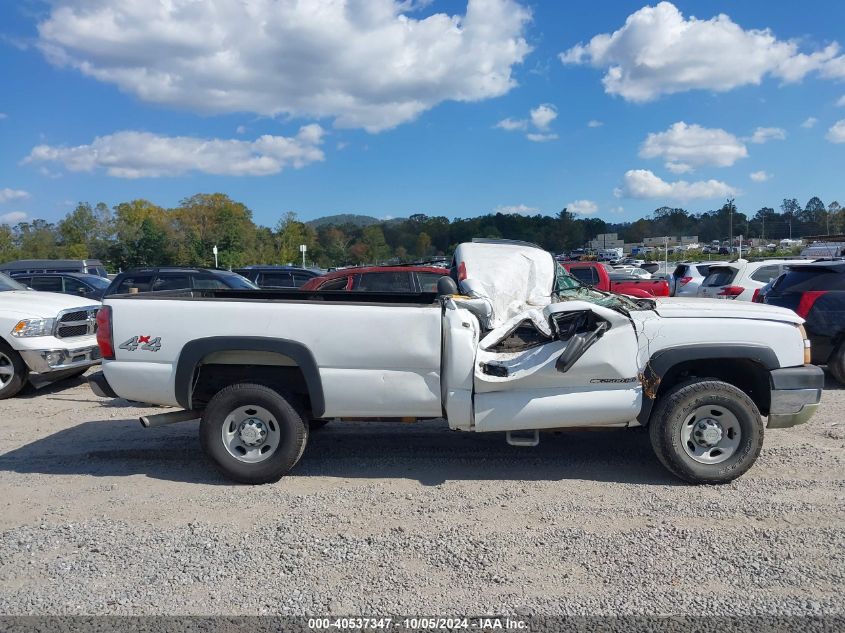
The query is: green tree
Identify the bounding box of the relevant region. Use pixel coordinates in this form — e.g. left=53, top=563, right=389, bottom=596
left=362, top=225, right=390, bottom=263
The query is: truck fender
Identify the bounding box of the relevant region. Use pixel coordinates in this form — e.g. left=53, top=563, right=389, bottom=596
left=636, top=344, right=779, bottom=425
left=174, top=336, right=325, bottom=416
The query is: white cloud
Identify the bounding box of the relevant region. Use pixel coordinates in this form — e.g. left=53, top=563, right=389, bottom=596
left=0, top=188, right=30, bottom=203
left=566, top=199, right=598, bottom=215
left=801, top=117, right=818, bottom=129
left=497, top=103, right=558, bottom=141
left=559, top=2, right=845, bottom=102
left=526, top=132, right=558, bottom=143
left=495, top=117, right=528, bottom=131
left=494, top=204, right=539, bottom=215
left=748, top=127, right=786, bottom=143
left=587, top=119, right=603, bottom=128
left=837, top=95, right=845, bottom=107
left=0, top=212, right=27, bottom=224
left=827, top=120, right=845, bottom=144
left=529, top=104, right=557, bottom=130
left=236, top=125, right=246, bottom=134
left=24, top=126, right=326, bottom=178
left=36, top=0, right=532, bottom=133
left=639, top=122, right=747, bottom=172
left=750, top=170, right=771, bottom=182
left=0, top=113, right=7, bottom=120
left=615, top=169, right=736, bottom=201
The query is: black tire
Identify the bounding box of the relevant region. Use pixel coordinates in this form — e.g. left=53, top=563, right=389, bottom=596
left=649, top=379, right=764, bottom=485
left=0, top=340, right=28, bottom=400
left=200, top=383, right=308, bottom=484
left=828, top=342, right=845, bottom=385
left=309, top=418, right=331, bottom=430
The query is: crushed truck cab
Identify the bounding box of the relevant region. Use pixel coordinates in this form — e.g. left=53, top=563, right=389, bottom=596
left=89, top=239, right=822, bottom=484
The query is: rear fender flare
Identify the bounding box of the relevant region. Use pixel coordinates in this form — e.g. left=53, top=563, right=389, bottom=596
left=175, top=336, right=325, bottom=416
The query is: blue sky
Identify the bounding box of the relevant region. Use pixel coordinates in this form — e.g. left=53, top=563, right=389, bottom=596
left=1, top=0, right=844, bottom=227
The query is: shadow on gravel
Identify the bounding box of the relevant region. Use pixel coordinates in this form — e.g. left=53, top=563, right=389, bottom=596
left=0, top=417, right=681, bottom=486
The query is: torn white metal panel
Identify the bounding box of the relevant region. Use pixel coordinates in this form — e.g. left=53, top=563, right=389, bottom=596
left=479, top=307, right=553, bottom=350
left=453, top=241, right=556, bottom=330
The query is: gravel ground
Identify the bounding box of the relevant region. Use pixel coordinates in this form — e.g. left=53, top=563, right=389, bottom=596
left=0, top=370, right=842, bottom=617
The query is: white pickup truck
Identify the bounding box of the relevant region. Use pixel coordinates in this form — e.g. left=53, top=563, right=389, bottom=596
left=88, top=240, right=823, bottom=485
left=0, top=272, right=101, bottom=398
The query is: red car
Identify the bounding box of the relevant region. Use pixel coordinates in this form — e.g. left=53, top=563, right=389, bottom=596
left=559, top=261, right=669, bottom=297
left=299, top=265, right=449, bottom=292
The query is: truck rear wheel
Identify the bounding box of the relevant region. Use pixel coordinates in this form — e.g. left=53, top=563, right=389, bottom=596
left=0, top=341, right=28, bottom=400
left=649, top=379, right=763, bottom=484
left=200, top=383, right=308, bottom=484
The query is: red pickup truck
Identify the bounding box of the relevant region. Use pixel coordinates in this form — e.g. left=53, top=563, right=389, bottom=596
left=560, top=261, right=669, bottom=298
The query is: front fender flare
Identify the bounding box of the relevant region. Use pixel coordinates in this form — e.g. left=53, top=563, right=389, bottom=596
left=637, top=344, right=779, bottom=425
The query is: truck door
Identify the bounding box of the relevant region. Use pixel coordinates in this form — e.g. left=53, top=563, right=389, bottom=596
left=473, top=301, right=641, bottom=432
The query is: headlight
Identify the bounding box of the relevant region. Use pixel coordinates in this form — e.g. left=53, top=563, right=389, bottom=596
left=11, top=318, right=56, bottom=337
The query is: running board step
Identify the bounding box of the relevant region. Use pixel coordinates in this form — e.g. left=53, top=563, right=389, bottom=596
left=506, top=430, right=539, bottom=447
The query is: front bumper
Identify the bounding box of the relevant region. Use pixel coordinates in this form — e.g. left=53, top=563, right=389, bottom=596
left=768, top=365, right=824, bottom=428
left=19, top=345, right=101, bottom=375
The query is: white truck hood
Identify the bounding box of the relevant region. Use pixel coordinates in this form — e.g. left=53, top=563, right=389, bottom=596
left=653, top=297, right=803, bottom=324
left=0, top=290, right=99, bottom=319
left=452, top=241, right=556, bottom=329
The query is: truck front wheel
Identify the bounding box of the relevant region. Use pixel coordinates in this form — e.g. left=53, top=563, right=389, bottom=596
left=200, top=383, right=309, bottom=484
left=0, top=340, right=28, bottom=400
left=649, top=379, right=764, bottom=484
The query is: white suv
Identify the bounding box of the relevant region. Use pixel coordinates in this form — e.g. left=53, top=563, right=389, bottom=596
left=697, top=259, right=807, bottom=301
left=0, top=273, right=100, bottom=398
left=671, top=262, right=725, bottom=297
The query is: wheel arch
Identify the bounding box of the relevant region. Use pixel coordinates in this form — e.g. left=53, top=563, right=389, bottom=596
left=175, top=336, right=325, bottom=417
left=638, top=344, right=778, bottom=425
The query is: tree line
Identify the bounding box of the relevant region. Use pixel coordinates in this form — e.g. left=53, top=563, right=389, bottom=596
left=0, top=193, right=840, bottom=271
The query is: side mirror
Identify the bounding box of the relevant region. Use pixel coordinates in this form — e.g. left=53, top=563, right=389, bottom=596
left=78, top=287, right=88, bottom=294
left=436, top=276, right=458, bottom=296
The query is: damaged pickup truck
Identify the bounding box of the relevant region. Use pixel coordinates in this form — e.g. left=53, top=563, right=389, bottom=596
left=88, top=239, right=823, bottom=484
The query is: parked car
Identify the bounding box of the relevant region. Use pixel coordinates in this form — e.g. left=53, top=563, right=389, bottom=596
left=800, top=242, right=845, bottom=258
left=671, top=262, right=725, bottom=297
left=763, top=260, right=845, bottom=383
left=233, top=266, right=320, bottom=289
left=88, top=239, right=821, bottom=485
left=10, top=272, right=110, bottom=300
left=103, top=268, right=257, bottom=297
left=0, top=272, right=100, bottom=399
left=560, top=261, right=669, bottom=297
left=0, top=258, right=108, bottom=278
left=698, top=260, right=807, bottom=301
left=299, top=265, right=449, bottom=292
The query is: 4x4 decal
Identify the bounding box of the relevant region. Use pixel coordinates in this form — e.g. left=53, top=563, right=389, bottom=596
left=119, top=335, right=162, bottom=352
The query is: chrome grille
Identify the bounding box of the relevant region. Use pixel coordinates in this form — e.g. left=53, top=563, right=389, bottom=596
left=55, top=306, right=99, bottom=339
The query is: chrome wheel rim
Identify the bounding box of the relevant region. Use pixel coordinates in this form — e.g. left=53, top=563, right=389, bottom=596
left=221, top=404, right=281, bottom=463
left=680, top=404, right=741, bottom=464
left=0, top=352, right=14, bottom=388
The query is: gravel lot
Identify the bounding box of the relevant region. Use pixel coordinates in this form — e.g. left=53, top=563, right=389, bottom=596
left=0, top=370, right=843, bottom=617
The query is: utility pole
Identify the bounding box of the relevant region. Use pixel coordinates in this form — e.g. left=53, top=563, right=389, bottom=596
left=212, top=245, right=218, bottom=268
left=727, top=197, right=734, bottom=254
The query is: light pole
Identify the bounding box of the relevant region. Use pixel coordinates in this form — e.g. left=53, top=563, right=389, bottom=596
left=212, top=245, right=218, bottom=268
left=299, top=244, right=307, bottom=268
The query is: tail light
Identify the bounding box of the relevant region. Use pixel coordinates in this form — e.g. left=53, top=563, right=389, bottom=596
left=96, top=306, right=115, bottom=360
left=678, top=276, right=693, bottom=287
left=751, top=289, right=761, bottom=303
left=718, top=286, right=745, bottom=298
left=796, top=291, right=828, bottom=319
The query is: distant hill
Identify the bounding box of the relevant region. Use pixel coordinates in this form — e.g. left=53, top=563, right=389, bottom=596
left=307, top=214, right=381, bottom=228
